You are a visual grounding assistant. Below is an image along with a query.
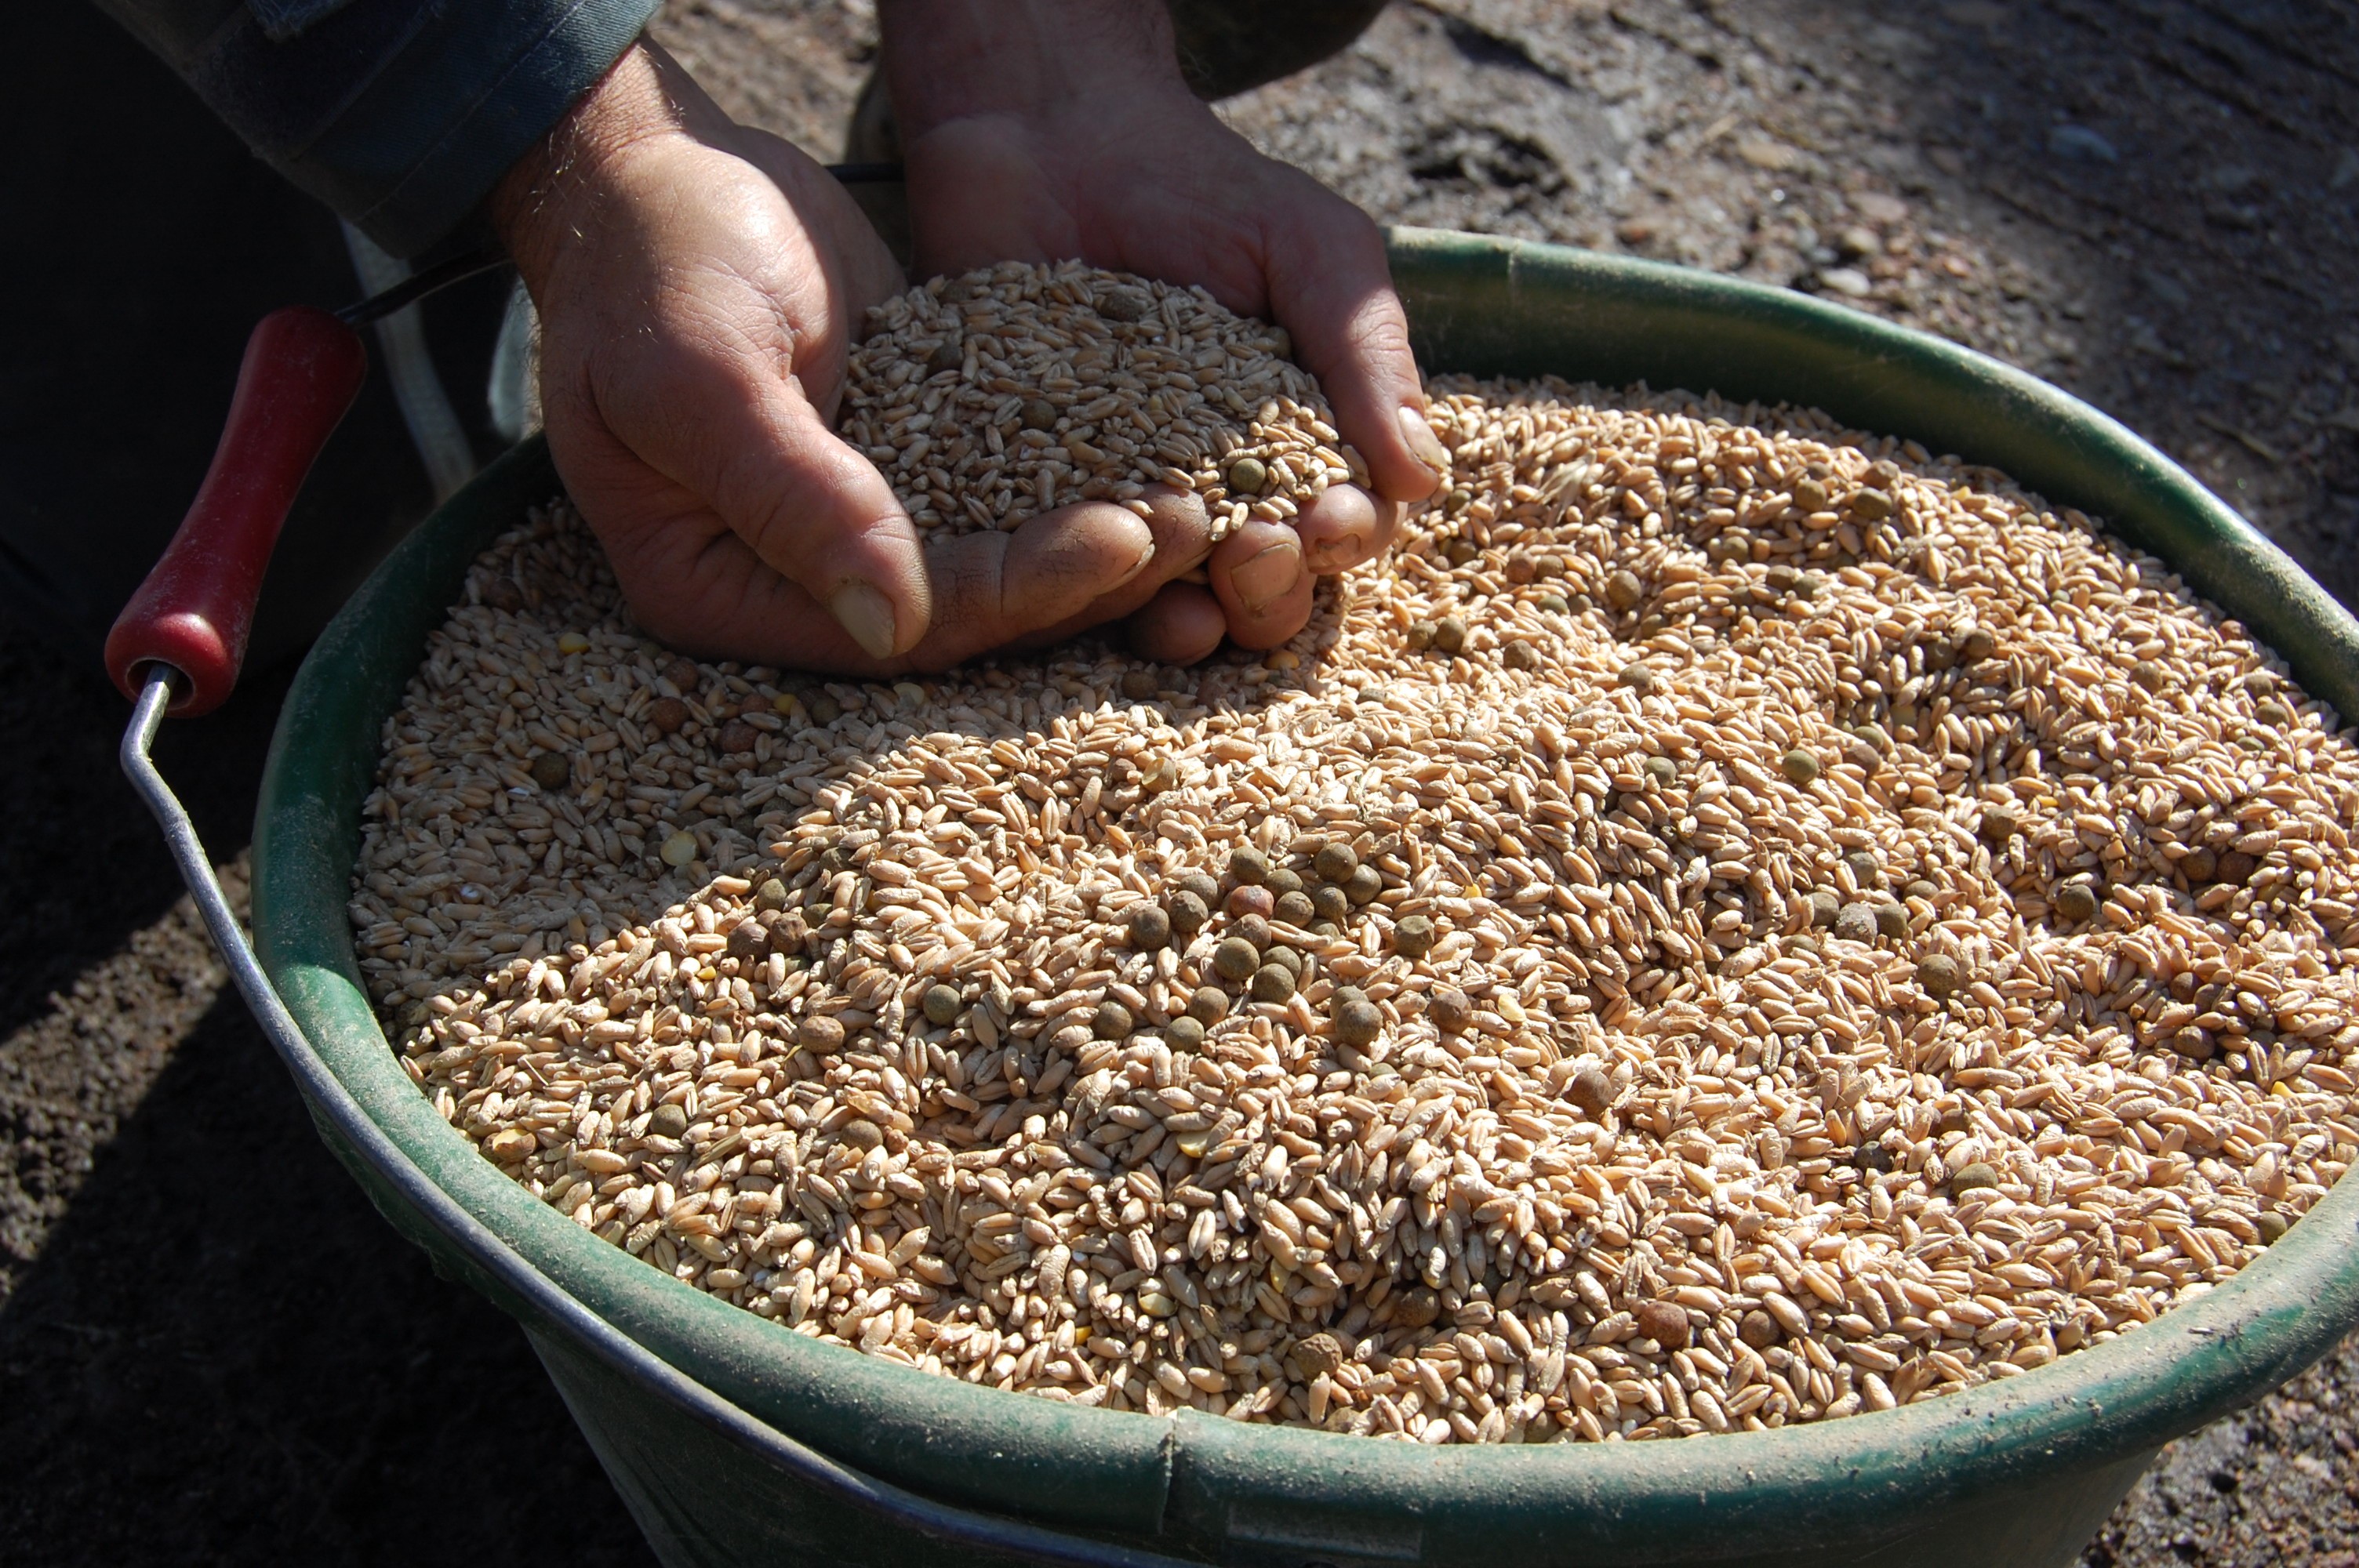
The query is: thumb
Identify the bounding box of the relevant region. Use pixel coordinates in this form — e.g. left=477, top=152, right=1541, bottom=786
left=632, top=357, right=932, bottom=660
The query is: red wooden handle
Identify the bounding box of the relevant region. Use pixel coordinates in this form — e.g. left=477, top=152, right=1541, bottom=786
left=105, top=306, right=368, bottom=716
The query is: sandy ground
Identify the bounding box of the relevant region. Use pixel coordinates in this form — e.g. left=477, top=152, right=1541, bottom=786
left=4, top=1, right=2356, bottom=1563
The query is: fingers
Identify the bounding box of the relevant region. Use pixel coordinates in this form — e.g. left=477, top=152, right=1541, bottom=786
left=1292, top=484, right=1399, bottom=576
left=1260, top=194, right=1445, bottom=509
left=1209, top=520, right=1314, bottom=650
left=899, top=503, right=1157, bottom=669
left=1126, top=583, right=1228, bottom=666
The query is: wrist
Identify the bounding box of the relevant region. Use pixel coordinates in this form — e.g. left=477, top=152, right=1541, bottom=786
left=488, top=40, right=697, bottom=291
left=878, top=1, right=1190, bottom=140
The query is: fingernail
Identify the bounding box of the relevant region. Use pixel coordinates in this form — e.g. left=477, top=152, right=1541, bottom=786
left=1398, top=405, right=1450, bottom=472
left=1112, top=528, right=1158, bottom=589
left=1230, top=541, right=1301, bottom=612
left=829, top=580, right=898, bottom=660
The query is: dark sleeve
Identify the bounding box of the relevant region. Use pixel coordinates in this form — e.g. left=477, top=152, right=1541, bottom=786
left=91, top=0, right=662, bottom=259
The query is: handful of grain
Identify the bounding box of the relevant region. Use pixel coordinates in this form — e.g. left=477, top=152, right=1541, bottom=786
left=844, top=260, right=1365, bottom=541
left=362, top=379, right=2359, bottom=1446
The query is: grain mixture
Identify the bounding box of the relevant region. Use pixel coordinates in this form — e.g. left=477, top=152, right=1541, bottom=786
left=358, top=376, right=2359, bottom=1446
left=844, top=262, right=1360, bottom=541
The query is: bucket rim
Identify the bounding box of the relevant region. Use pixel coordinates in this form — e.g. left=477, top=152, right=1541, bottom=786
left=253, top=227, right=2359, bottom=1560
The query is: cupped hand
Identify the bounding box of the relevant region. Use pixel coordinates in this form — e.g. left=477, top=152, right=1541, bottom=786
left=488, top=42, right=1187, bottom=673
left=883, top=2, right=1448, bottom=662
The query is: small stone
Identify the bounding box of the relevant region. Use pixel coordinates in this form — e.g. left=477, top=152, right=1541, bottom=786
left=1093, top=1000, right=1135, bottom=1040
left=1275, top=890, right=1317, bottom=926
left=1874, top=902, right=1910, bottom=940
left=1809, top=889, right=1841, bottom=929
left=1765, top=564, right=1798, bottom=593
left=2255, top=1210, right=2289, bottom=1246
left=717, top=719, right=758, bottom=755
left=663, top=657, right=702, bottom=693
left=1565, top=1065, right=1612, bottom=1117
left=1213, top=938, right=1261, bottom=982
left=647, top=697, right=690, bottom=736
left=2255, top=697, right=2293, bottom=725
left=1618, top=662, right=1656, bottom=692
left=485, top=1127, right=537, bottom=1163
left=1849, top=488, right=1894, bottom=522
left=2131, top=659, right=2168, bottom=693
left=1121, top=668, right=1161, bottom=700
left=1537, top=593, right=1570, bottom=614
left=1266, top=866, right=1305, bottom=897
left=1020, top=397, right=1060, bottom=430
left=755, top=877, right=791, bottom=912
left=1394, top=914, right=1438, bottom=958
left=1230, top=913, right=1271, bottom=952
left=1978, top=805, right=2019, bottom=844
left=726, top=921, right=767, bottom=963
left=1503, top=638, right=1542, bottom=671
left=1709, top=535, right=1750, bottom=565
left=1792, top=477, right=1830, bottom=511
left=1288, top=1331, right=1346, bottom=1378
left=1917, top=953, right=1965, bottom=998
left=1406, top=620, right=1437, bottom=652
left=1398, top=1287, right=1442, bottom=1329
left=1332, top=996, right=1383, bottom=1047
left=926, top=339, right=962, bottom=376
left=2218, top=850, right=2259, bottom=884
left=1833, top=902, right=1878, bottom=942
left=1738, top=1310, right=1780, bottom=1349
left=1263, top=944, right=1303, bottom=979
left=2053, top=881, right=2100, bottom=923
left=1166, top=889, right=1210, bottom=935
left=1635, top=1300, right=1691, bottom=1351
left=1432, top=616, right=1467, bottom=655
left=1230, top=846, right=1271, bottom=884
left=649, top=1102, right=689, bottom=1139
left=1178, top=872, right=1219, bottom=906
left=921, top=984, right=963, bottom=1026
left=1311, top=884, right=1351, bottom=923
left=1166, top=1015, right=1207, bottom=1051
left=1605, top=568, right=1645, bottom=612
left=1644, top=755, right=1677, bottom=786
left=1842, top=850, right=1882, bottom=887
left=1948, top=1161, right=2001, bottom=1196
left=660, top=831, right=700, bottom=869
left=529, top=751, right=571, bottom=791
left=1430, top=988, right=1474, bottom=1033
left=1187, top=985, right=1230, bottom=1025
left=797, top=1014, right=846, bottom=1053
left=1249, top=964, right=1296, bottom=1003
left=1345, top=864, right=1385, bottom=906
left=1227, top=884, right=1274, bottom=920
left=2181, top=847, right=2219, bottom=882
left=805, top=693, right=841, bottom=725
left=840, top=1118, right=885, bottom=1151
left=1313, top=842, right=1359, bottom=883
left=1099, top=286, right=1154, bottom=322
left=1126, top=902, right=1173, bottom=950
left=2168, top=1025, right=2215, bottom=1062
left=1780, top=748, right=1820, bottom=785
left=1960, top=627, right=1997, bottom=662
left=1903, top=879, right=1939, bottom=903
left=1226, top=456, right=1270, bottom=495
left=1445, top=539, right=1480, bottom=567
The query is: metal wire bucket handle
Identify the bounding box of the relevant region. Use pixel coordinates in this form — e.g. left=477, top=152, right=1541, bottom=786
left=104, top=238, right=1192, bottom=1568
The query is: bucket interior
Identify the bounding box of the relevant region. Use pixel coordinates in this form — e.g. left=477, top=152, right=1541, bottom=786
left=252, top=228, right=2359, bottom=1564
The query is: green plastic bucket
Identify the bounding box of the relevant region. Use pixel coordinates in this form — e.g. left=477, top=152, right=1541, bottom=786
left=251, top=228, right=2359, bottom=1566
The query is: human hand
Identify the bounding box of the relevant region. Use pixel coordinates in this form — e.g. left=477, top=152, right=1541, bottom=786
left=880, top=0, right=1448, bottom=663
left=489, top=42, right=1180, bottom=672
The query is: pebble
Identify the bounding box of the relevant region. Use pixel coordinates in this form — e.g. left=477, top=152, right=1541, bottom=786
left=1213, top=938, right=1262, bottom=982
left=1313, top=842, right=1359, bottom=883
left=1903, top=878, right=1939, bottom=903
left=1978, top=805, right=2019, bottom=844
left=1230, top=846, right=1271, bottom=885
left=1503, top=638, right=1542, bottom=671
left=754, top=878, right=791, bottom=912
left=717, top=720, right=758, bottom=755
left=1227, top=884, right=1275, bottom=920
left=1020, top=397, right=1059, bottom=431
left=921, top=984, right=963, bottom=1026
left=797, top=1015, right=845, bottom=1053
left=1226, top=456, right=1269, bottom=495
left=1809, top=889, right=1841, bottom=929
left=1126, top=902, right=1173, bottom=950
left=1959, top=626, right=1997, bottom=662
left=726, top=920, right=767, bottom=963
left=1093, top=1001, right=1135, bottom=1040
left=1874, top=902, right=1910, bottom=940
left=649, top=1102, right=689, bottom=1138
left=1793, top=477, right=1830, bottom=511
left=1565, top=1064, right=1613, bottom=1116
left=1432, top=616, right=1467, bottom=655
left=1121, top=669, right=1160, bottom=700
left=1948, top=1161, right=2001, bottom=1196
left=1166, top=889, right=1210, bottom=935
left=1310, top=884, right=1351, bottom=923
left=1275, top=890, right=1317, bottom=925
left=1841, top=850, right=1882, bottom=887
left=841, top=1118, right=886, bottom=1151
left=2255, top=1211, right=2290, bottom=1245
left=1849, top=488, right=1893, bottom=522
left=1332, top=993, right=1383, bottom=1047
left=1231, top=914, right=1272, bottom=952
left=1166, top=1016, right=1207, bottom=1051
left=1618, top=662, right=1656, bottom=692
left=2053, top=881, right=2101, bottom=923
left=1266, top=866, right=1305, bottom=897
left=1780, top=748, right=1821, bottom=785
left=1287, top=1331, right=1346, bottom=1378
left=1833, top=902, right=1878, bottom=942
left=1176, top=872, right=1219, bottom=907
left=1917, top=953, right=1965, bottom=999
left=1187, top=985, right=1230, bottom=1025
left=1635, top=1300, right=1692, bottom=1351
left=2132, top=659, right=2168, bottom=693
left=1430, top=988, right=1474, bottom=1033
left=1344, top=865, right=1383, bottom=905
left=1643, top=756, right=1677, bottom=786
left=1393, top=914, right=1437, bottom=957
left=1249, top=964, right=1297, bottom=1004
left=529, top=751, right=571, bottom=791
left=1739, top=1310, right=1781, bottom=1349
left=1605, top=569, right=1645, bottom=612
left=647, top=697, right=689, bottom=736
